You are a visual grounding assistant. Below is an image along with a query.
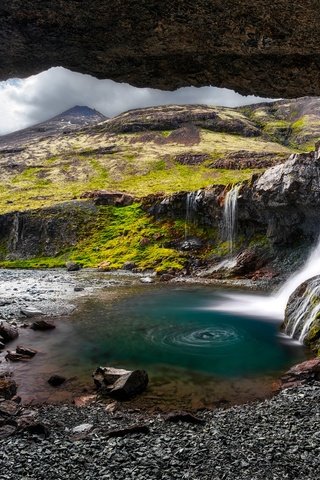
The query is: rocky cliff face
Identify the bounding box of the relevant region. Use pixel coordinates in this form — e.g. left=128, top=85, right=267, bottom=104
left=1, top=1, right=320, bottom=97
left=0, top=202, right=96, bottom=261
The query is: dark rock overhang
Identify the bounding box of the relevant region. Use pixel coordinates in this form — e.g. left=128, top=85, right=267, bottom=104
left=1, top=1, right=320, bottom=97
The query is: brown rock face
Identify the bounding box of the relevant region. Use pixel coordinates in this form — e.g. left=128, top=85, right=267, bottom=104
left=1, top=1, right=320, bottom=97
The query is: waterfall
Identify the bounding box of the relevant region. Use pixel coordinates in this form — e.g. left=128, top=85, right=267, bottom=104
left=223, top=185, right=241, bottom=254
left=210, top=235, right=320, bottom=343
left=185, top=190, right=202, bottom=239
left=284, top=278, right=320, bottom=342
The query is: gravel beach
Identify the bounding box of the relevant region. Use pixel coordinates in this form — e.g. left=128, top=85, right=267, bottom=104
left=0, top=383, right=319, bottom=480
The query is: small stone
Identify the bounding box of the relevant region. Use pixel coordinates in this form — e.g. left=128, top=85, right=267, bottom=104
left=74, top=287, right=84, bottom=292
left=72, top=423, right=93, bottom=434
left=48, top=375, right=66, bottom=387
left=139, top=276, right=154, bottom=284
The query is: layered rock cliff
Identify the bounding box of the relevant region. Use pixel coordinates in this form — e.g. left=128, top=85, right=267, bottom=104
left=1, top=1, right=320, bottom=97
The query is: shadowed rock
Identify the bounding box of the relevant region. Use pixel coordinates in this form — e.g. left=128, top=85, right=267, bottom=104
left=2, top=2, right=320, bottom=97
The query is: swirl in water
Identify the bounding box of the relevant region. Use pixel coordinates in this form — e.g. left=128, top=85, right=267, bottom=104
left=146, top=324, right=242, bottom=355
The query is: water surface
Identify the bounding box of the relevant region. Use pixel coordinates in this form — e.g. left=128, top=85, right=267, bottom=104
left=5, top=285, right=307, bottom=409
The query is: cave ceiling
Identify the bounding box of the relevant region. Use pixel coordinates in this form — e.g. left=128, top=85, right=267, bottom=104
left=1, top=1, right=320, bottom=97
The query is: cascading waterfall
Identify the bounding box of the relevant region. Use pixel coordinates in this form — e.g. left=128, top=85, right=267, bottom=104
left=184, top=190, right=202, bottom=239
left=284, top=278, right=320, bottom=342
left=223, top=184, right=241, bottom=254
left=210, top=235, right=320, bottom=343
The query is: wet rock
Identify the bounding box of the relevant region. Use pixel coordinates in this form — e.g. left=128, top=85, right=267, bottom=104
left=280, top=358, right=320, bottom=389
left=16, top=345, right=37, bottom=358
left=5, top=350, right=32, bottom=362
left=106, top=370, right=149, bottom=400
left=93, top=367, right=132, bottom=389
left=66, top=262, right=81, bottom=272
left=0, top=377, right=17, bottom=400
left=93, top=367, right=148, bottom=400
left=30, top=319, right=56, bottom=330
left=180, top=237, right=203, bottom=251
left=48, top=375, right=66, bottom=387
left=20, top=308, right=44, bottom=318
left=0, top=321, right=19, bottom=342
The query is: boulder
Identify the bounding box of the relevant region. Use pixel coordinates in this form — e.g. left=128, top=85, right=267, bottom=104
left=105, top=370, right=149, bottom=400
left=30, top=319, right=55, bottom=331
left=0, top=321, right=19, bottom=342
left=93, top=367, right=132, bottom=389
left=280, top=358, right=320, bottom=389
left=66, top=261, right=81, bottom=272
left=93, top=367, right=148, bottom=400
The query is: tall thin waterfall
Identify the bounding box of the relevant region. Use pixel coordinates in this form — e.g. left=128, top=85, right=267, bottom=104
left=211, top=235, right=320, bottom=343
left=223, top=185, right=241, bottom=254
left=185, top=190, right=202, bottom=239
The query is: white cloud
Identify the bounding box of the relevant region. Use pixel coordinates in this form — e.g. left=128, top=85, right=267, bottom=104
left=0, top=67, right=274, bottom=135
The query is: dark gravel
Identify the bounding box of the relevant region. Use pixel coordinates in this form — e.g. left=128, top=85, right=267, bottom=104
left=0, top=383, right=319, bottom=480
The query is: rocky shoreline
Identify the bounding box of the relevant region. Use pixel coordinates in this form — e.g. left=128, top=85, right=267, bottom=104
left=0, top=383, right=319, bottom=479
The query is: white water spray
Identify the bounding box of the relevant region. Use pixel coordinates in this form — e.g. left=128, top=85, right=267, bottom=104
left=211, top=236, right=320, bottom=342
left=223, top=185, right=241, bottom=254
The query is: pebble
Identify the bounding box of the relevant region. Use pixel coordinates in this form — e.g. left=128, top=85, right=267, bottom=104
left=0, top=383, right=319, bottom=479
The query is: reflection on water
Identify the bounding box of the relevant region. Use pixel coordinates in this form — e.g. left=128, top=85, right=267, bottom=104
left=1, top=285, right=307, bottom=409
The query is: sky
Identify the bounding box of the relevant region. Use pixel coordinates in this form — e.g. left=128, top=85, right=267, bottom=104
left=0, top=67, right=274, bottom=136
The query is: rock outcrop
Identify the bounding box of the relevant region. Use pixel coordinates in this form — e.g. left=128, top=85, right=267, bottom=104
left=2, top=2, right=320, bottom=97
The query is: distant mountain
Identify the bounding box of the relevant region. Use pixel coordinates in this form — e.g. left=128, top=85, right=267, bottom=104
left=0, top=106, right=107, bottom=147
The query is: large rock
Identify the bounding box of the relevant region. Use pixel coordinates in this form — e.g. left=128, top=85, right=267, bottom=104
left=280, top=358, right=320, bottom=389
left=242, top=148, right=320, bottom=245
left=2, top=2, right=320, bottom=98
left=0, top=321, right=18, bottom=343
left=93, top=367, right=148, bottom=400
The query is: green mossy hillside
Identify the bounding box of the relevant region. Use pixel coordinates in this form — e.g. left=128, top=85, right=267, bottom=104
left=0, top=204, right=186, bottom=273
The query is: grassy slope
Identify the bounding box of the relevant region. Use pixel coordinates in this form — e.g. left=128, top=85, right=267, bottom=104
left=0, top=128, right=291, bottom=214
left=0, top=102, right=310, bottom=270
